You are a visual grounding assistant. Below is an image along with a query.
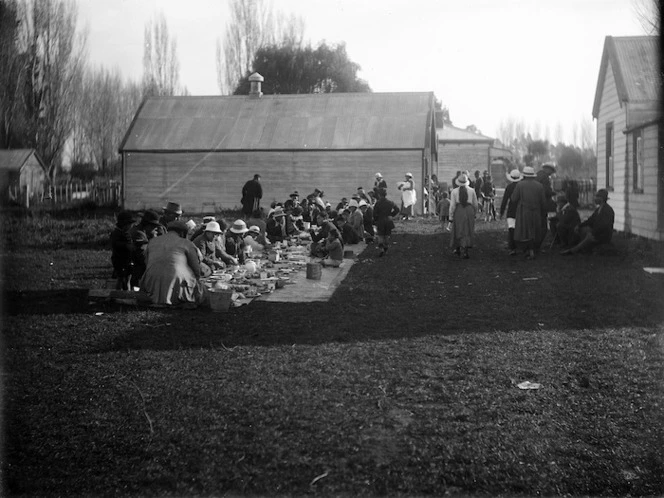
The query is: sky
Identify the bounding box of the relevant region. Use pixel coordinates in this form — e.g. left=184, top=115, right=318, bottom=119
left=76, top=0, right=647, bottom=145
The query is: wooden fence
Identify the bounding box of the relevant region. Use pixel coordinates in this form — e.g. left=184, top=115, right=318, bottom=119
left=5, top=181, right=121, bottom=208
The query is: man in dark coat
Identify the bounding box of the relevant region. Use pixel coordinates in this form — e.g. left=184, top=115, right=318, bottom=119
left=241, top=174, right=263, bottom=217
left=561, top=189, right=614, bottom=255
left=511, top=166, right=547, bottom=260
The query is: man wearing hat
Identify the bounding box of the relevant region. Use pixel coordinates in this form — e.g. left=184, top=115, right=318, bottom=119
left=241, top=174, right=263, bottom=218
left=110, top=210, right=137, bottom=290
left=192, top=221, right=236, bottom=271
left=510, top=166, right=547, bottom=260
left=359, top=199, right=375, bottom=242
left=225, top=219, right=249, bottom=264
left=266, top=207, right=287, bottom=242
left=499, top=169, right=523, bottom=255
left=561, top=189, right=614, bottom=255
left=373, top=173, right=387, bottom=198
left=159, top=201, right=183, bottom=235
left=130, top=210, right=162, bottom=288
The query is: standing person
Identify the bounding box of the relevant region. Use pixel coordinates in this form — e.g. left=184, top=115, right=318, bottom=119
left=398, top=172, right=417, bottom=220
left=140, top=220, right=203, bottom=306
left=511, top=166, right=547, bottom=260
left=473, top=170, right=483, bottom=214
left=372, top=188, right=400, bottom=257
left=437, top=191, right=450, bottom=231
left=130, top=210, right=162, bottom=289
left=480, top=172, right=497, bottom=220
left=373, top=172, right=387, bottom=198
left=499, top=169, right=523, bottom=255
left=241, top=174, right=263, bottom=218
left=110, top=210, right=137, bottom=290
left=449, top=174, right=478, bottom=259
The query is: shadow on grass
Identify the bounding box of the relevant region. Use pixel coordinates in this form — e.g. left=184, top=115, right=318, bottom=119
left=4, top=289, right=91, bottom=315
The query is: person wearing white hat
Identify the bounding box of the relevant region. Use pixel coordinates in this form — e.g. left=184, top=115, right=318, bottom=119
left=224, top=220, right=249, bottom=264
left=373, top=172, right=387, bottom=198
left=398, top=172, right=417, bottom=220
left=449, top=173, right=479, bottom=259
left=347, top=199, right=364, bottom=241
left=499, top=169, right=524, bottom=255
left=510, top=166, right=548, bottom=260
left=192, top=220, right=237, bottom=270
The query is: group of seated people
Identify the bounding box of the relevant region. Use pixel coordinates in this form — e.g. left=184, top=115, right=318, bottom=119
left=110, top=188, right=382, bottom=306
left=550, top=188, right=615, bottom=255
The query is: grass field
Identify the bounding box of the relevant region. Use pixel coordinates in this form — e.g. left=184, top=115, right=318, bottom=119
left=2, top=212, right=664, bottom=496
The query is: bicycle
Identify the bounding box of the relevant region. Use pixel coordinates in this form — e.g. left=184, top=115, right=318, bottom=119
left=481, top=193, right=497, bottom=222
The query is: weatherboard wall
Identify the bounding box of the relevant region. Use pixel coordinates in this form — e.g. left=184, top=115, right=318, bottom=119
left=122, top=150, right=424, bottom=214
left=437, top=142, right=490, bottom=189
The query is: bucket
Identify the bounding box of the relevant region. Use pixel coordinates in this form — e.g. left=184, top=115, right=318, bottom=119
left=343, top=249, right=354, bottom=259
left=208, top=289, right=233, bottom=312
left=306, top=262, right=322, bottom=280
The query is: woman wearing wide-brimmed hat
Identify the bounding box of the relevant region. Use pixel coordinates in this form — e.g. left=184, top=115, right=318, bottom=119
left=449, top=173, right=478, bottom=259
left=510, top=166, right=548, bottom=260
left=499, top=169, right=523, bottom=255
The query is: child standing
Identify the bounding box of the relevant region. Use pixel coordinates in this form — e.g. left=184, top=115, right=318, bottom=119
left=437, top=191, right=451, bottom=231
left=110, top=210, right=136, bottom=290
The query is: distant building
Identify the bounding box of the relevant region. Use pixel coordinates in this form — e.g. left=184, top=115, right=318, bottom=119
left=0, top=149, right=46, bottom=206
left=119, top=74, right=438, bottom=215
left=592, top=35, right=662, bottom=240
left=436, top=124, right=513, bottom=191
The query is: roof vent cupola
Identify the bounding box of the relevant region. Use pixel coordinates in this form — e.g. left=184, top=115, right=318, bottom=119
left=248, top=72, right=264, bottom=98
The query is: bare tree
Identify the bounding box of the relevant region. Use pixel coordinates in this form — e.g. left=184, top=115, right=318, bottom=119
left=216, top=0, right=304, bottom=95
left=72, top=67, right=143, bottom=174
left=633, top=0, right=660, bottom=35
left=0, top=0, right=27, bottom=148
left=18, top=0, right=86, bottom=182
left=579, top=115, right=596, bottom=151
left=143, top=11, right=181, bottom=97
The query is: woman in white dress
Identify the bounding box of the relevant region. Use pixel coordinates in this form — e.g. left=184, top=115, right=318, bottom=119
left=398, top=172, right=417, bottom=220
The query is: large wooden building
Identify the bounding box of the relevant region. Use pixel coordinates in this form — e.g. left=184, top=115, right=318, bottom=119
left=592, top=35, right=662, bottom=240
left=120, top=79, right=438, bottom=215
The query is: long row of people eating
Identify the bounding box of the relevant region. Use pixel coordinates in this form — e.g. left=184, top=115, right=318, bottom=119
left=110, top=186, right=401, bottom=305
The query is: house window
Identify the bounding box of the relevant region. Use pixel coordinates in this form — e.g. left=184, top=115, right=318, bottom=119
left=606, top=122, right=614, bottom=190
left=633, top=131, right=644, bottom=192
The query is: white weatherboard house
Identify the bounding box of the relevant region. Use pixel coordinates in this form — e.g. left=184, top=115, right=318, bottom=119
left=592, top=35, right=662, bottom=240
left=119, top=75, right=438, bottom=215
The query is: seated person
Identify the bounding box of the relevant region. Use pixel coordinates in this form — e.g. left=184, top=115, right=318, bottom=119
left=246, top=209, right=267, bottom=235
left=555, top=197, right=581, bottom=248
left=335, top=215, right=360, bottom=245
left=225, top=220, right=249, bottom=264
left=347, top=199, right=364, bottom=241
left=321, top=228, right=344, bottom=268
left=192, top=221, right=234, bottom=271
left=286, top=206, right=305, bottom=235
left=359, top=199, right=374, bottom=242
left=140, top=220, right=203, bottom=306
left=561, top=189, right=614, bottom=255
left=309, top=212, right=339, bottom=257
left=244, top=225, right=269, bottom=254
left=266, top=207, right=287, bottom=242
left=189, top=215, right=216, bottom=241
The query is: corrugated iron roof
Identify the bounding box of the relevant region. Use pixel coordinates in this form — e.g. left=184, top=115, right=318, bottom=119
left=0, top=149, right=43, bottom=171
left=437, top=125, right=494, bottom=143
left=592, top=36, right=661, bottom=118
left=120, top=92, right=434, bottom=152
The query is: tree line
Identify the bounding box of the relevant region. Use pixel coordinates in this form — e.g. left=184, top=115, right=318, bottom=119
left=0, top=0, right=369, bottom=185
